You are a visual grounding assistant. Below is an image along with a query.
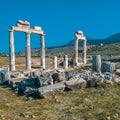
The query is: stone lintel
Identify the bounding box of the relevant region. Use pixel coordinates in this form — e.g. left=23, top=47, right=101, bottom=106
left=30, top=29, right=44, bottom=35
left=76, top=36, right=86, bottom=40
left=33, top=26, right=42, bottom=30
left=11, top=26, right=44, bottom=35
left=17, top=20, right=30, bottom=25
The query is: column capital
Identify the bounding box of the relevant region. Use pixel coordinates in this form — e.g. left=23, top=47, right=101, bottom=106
left=25, top=31, right=31, bottom=35
left=8, top=29, right=14, bottom=32
left=40, top=34, right=45, bottom=36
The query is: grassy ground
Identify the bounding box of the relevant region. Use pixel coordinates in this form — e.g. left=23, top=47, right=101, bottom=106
left=0, top=43, right=120, bottom=120
left=88, top=43, right=120, bottom=56
left=0, top=85, right=120, bottom=120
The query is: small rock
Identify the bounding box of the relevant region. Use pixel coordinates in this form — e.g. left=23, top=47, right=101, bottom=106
left=0, top=67, right=10, bottom=85
left=89, top=104, right=94, bottom=109
left=0, top=114, right=4, bottom=118
left=6, top=103, right=10, bottom=107
left=20, top=113, right=29, bottom=118
left=27, top=97, right=33, bottom=101
left=105, top=80, right=113, bottom=85
left=32, top=115, right=36, bottom=118
left=55, top=99, right=60, bottom=103
left=3, top=98, right=7, bottom=102
left=106, top=115, right=110, bottom=120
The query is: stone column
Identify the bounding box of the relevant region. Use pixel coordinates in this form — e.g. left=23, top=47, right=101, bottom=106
left=92, top=55, right=101, bottom=73
left=82, top=40, right=87, bottom=64
left=40, top=34, right=45, bottom=69
left=74, top=39, right=78, bottom=66
left=26, top=32, right=31, bottom=70
left=53, top=56, right=57, bottom=69
left=9, top=30, right=15, bottom=71
left=64, top=55, right=68, bottom=69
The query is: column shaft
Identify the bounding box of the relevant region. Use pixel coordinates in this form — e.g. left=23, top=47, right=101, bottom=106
left=53, top=56, right=57, bottom=69
left=26, top=32, right=31, bottom=70
left=92, top=55, right=101, bottom=73
left=74, top=39, right=78, bottom=66
left=9, top=30, right=15, bottom=71
left=64, top=55, right=68, bottom=69
left=40, top=35, right=45, bottom=69
left=82, top=40, right=87, bottom=64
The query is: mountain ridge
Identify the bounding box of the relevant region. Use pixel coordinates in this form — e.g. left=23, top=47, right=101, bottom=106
left=66, top=32, right=120, bottom=46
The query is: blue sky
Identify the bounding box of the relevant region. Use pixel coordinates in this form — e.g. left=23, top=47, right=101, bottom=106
left=0, top=0, right=120, bottom=53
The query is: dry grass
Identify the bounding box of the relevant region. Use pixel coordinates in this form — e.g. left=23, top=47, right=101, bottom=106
left=0, top=56, right=69, bottom=71
left=0, top=49, right=120, bottom=119
left=0, top=85, right=120, bottom=120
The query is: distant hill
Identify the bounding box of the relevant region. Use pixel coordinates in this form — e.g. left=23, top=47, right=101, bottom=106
left=16, top=33, right=120, bottom=56
left=66, top=33, right=120, bottom=46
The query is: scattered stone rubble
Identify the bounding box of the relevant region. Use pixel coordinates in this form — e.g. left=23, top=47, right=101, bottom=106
left=0, top=67, right=10, bottom=85
left=0, top=67, right=119, bottom=99
left=102, top=61, right=116, bottom=72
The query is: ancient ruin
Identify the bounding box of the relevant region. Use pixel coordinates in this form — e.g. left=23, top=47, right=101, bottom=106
left=64, top=55, right=68, bottom=69
left=0, top=20, right=117, bottom=100
left=8, top=20, right=45, bottom=71
left=92, top=55, right=101, bottom=73
left=74, top=31, right=87, bottom=66
left=53, top=56, right=57, bottom=69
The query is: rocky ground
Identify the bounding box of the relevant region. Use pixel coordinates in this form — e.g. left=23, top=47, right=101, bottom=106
left=0, top=81, right=120, bottom=119
left=0, top=43, right=120, bottom=119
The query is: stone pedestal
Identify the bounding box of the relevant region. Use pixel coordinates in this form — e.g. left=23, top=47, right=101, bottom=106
left=64, top=55, right=68, bottom=69
left=53, top=56, right=57, bottom=69
left=26, top=32, right=31, bottom=70
left=9, top=30, right=15, bottom=71
left=92, top=55, right=101, bottom=73
left=102, top=61, right=116, bottom=72
left=40, top=35, right=45, bottom=69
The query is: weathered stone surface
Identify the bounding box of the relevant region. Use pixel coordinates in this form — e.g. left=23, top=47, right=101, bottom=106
left=113, top=76, right=120, bottom=82
left=102, top=61, right=116, bottom=72
left=92, top=55, right=101, bottom=73
left=24, top=87, right=38, bottom=98
left=38, top=82, right=65, bottom=98
left=52, top=71, right=66, bottom=83
left=5, top=69, right=119, bottom=98
left=33, top=26, right=41, bottom=30
left=74, top=71, right=116, bottom=87
left=10, top=72, right=25, bottom=78
left=64, top=71, right=72, bottom=80
left=13, top=78, right=39, bottom=95
left=37, top=74, right=53, bottom=87
left=64, top=77, right=86, bottom=90
left=0, top=67, right=10, bottom=85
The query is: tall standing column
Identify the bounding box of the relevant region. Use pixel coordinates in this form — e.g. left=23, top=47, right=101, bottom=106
left=40, top=34, right=45, bottom=69
left=26, top=32, right=31, bottom=70
left=74, top=39, right=78, bottom=66
left=82, top=40, right=87, bottom=64
left=53, top=56, right=57, bottom=69
left=9, top=30, right=15, bottom=71
left=64, top=55, right=68, bottom=69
